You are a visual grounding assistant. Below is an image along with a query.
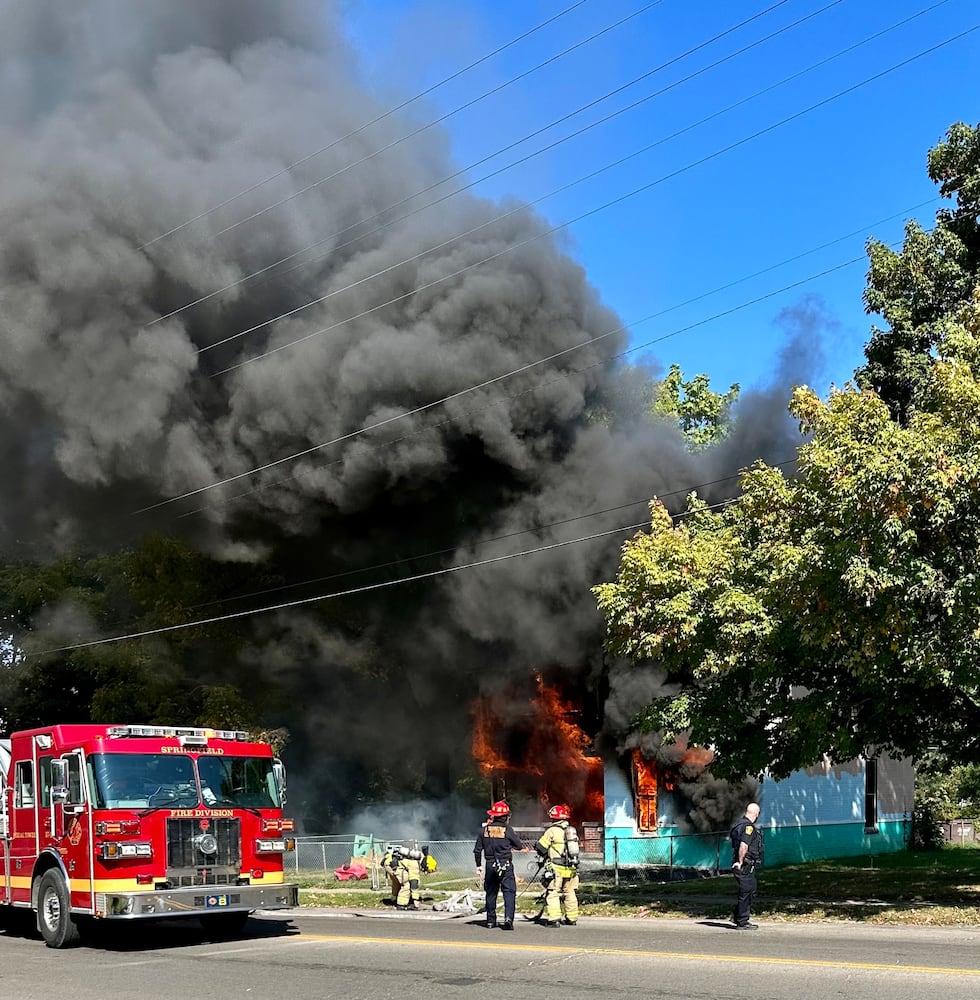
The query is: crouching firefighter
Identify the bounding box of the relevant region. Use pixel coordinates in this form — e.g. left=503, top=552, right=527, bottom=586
left=535, top=804, right=580, bottom=927
left=474, top=800, right=524, bottom=930
left=382, top=844, right=428, bottom=910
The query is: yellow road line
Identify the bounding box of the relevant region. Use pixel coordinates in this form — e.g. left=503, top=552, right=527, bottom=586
left=291, top=933, right=980, bottom=977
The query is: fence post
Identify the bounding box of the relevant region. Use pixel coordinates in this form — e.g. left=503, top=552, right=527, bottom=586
left=321, top=842, right=327, bottom=872
left=715, top=835, right=721, bottom=875
left=669, top=835, right=674, bottom=880
left=613, top=837, right=619, bottom=887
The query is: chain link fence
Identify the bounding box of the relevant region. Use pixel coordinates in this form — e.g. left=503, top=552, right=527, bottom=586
left=288, top=829, right=726, bottom=890
left=290, top=832, right=554, bottom=889
left=288, top=823, right=913, bottom=890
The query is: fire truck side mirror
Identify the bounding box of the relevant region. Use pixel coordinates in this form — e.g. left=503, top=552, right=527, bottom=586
left=51, top=759, right=69, bottom=803
left=273, top=758, right=287, bottom=806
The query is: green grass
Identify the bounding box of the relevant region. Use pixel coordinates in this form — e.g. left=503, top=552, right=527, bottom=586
left=294, top=844, right=980, bottom=926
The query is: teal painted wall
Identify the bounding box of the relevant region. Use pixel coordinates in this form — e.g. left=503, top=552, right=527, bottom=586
left=764, top=820, right=910, bottom=866
left=603, top=820, right=910, bottom=869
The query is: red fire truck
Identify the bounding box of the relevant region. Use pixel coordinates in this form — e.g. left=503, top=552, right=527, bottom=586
left=0, top=723, right=299, bottom=947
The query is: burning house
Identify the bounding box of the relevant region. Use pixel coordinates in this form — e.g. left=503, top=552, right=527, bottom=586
left=474, top=679, right=913, bottom=868
left=471, top=675, right=604, bottom=833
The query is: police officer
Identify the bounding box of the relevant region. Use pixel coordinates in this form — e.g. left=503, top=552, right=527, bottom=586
left=535, top=803, right=580, bottom=927
left=730, top=802, right=764, bottom=929
left=382, top=844, right=422, bottom=910
left=474, top=800, right=524, bottom=930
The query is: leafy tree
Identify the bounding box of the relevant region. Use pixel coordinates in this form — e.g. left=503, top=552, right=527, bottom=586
left=651, top=364, right=739, bottom=450
left=859, top=121, right=980, bottom=423
left=595, top=291, right=980, bottom=778
left=915, top=751, right=980, bottom=821
left=0, top=536, right=284, bottom=735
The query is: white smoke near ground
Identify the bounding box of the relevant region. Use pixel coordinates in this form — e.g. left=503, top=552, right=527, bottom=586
left=344, top=798, right=484, bottom=845
left=0, top=1, right=829, bottom=830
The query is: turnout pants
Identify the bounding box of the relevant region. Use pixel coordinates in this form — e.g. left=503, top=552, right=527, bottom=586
left=544, top=865, right=579, bottom=922
left=388, top=859, right=421, bottom=906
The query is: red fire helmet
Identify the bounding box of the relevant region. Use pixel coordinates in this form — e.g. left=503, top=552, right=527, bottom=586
left=548, top=804, right=571, bottom=821
left=487, top=800, right=511, bottom=818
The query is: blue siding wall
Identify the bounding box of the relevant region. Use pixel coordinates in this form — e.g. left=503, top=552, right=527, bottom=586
left=603, top=756, right=912, bottom=867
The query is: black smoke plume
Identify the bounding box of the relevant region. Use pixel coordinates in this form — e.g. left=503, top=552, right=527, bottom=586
left=0, top=0, right=817, bottom=831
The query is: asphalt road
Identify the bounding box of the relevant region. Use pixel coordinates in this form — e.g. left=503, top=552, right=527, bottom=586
left=1, top=907, right=978, bottom=1000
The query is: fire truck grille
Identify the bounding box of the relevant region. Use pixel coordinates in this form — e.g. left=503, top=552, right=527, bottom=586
left=166, top=818, right=242, bottom=884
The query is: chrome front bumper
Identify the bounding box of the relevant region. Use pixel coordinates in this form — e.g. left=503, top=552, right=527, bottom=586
left=94, top=883, right=299, bottom=919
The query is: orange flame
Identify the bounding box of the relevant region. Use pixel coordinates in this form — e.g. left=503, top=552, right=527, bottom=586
left=471, top=676, right=604, bottom=823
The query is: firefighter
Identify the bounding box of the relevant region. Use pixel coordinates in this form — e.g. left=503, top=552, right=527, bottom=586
left=729, top=801, right=764, bottom=929
left=534, top=803, right=580, bottom=927
left=474, top=800, right=524, bottom=930
left=382, top=844, right=422, bottom=910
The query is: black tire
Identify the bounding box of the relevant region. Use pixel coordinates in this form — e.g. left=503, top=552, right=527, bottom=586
left=36, top=870, right=81, bottom=949
left=200, top=909, right=250, bottom=938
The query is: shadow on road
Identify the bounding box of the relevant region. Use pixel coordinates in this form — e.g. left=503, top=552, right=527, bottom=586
left=0, top=911, right=298, bottom=952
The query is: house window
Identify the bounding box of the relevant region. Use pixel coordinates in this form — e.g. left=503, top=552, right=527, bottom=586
left=864, top=758, right=878, bottom=833
left=632, top=751, right=657, bottom=832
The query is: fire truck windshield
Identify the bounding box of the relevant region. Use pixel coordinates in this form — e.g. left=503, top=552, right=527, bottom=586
left=87, top=752, right=282, bottom=811
left=89, top=753, right=200, bottom=810
left=197, top=755, right=280, bottom=809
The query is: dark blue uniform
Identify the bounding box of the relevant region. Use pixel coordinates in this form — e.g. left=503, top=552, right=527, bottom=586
left=729, top=813, right=764, bottom=927
left=474, top=820, right=523, bottom=928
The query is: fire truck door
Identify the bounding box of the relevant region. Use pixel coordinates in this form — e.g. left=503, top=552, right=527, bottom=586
left=51, top=754, right=92, bottom=904
left=8, top=756, right=39, bottom=905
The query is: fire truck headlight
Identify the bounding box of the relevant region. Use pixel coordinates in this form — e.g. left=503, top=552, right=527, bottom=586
left=255, top=837, right=295, bottom=854
left=99, top=841, right=153, bottom=860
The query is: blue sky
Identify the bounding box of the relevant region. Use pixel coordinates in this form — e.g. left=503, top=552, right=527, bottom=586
left=338, top=0, right=979, bottom=396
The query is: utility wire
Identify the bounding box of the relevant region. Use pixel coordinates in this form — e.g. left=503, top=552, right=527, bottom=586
left=145, top=214, right=934, bottom=517
left=195, top=0, right=936, bottom=355
left=208, top=2, right=672, bottom=241
left=136, top=0, right=593, bottom=249
left=172, top=214, right=924, bottom=521
left=148, top=0, right=825, bottom=329
left=40, top=496, right=747, bottom=656
left=205, top=22, right=977, bottom=379
left=137, top=248, right=866, bottom=515
left=188, top=461, right=797, bottom=611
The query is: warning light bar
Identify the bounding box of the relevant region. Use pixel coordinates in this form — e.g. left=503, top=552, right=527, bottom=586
left=106, top=726, right=250, bottom=741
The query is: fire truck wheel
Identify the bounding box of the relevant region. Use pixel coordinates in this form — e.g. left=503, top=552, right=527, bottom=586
left=200, top=910, right=250, bottom=938
left=36, top=871, right=81, bottom=949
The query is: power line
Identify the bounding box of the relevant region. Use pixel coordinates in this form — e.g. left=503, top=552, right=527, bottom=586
left=207, top=2, right=672, bottom=242
left=206, top=22, right=977, bottom=379
left=187, top=462, right=798, bottom=611
left=137, top=248, right=867, bottom=515
left=136, top=0, right=594, bottom=250
left=40, top=495, right=748, bottom=656
left=147, top=0, right=824, bottom=330
left=194, top=0, right=937, bottom=356
left=172, top=212, right=924, bottom=521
